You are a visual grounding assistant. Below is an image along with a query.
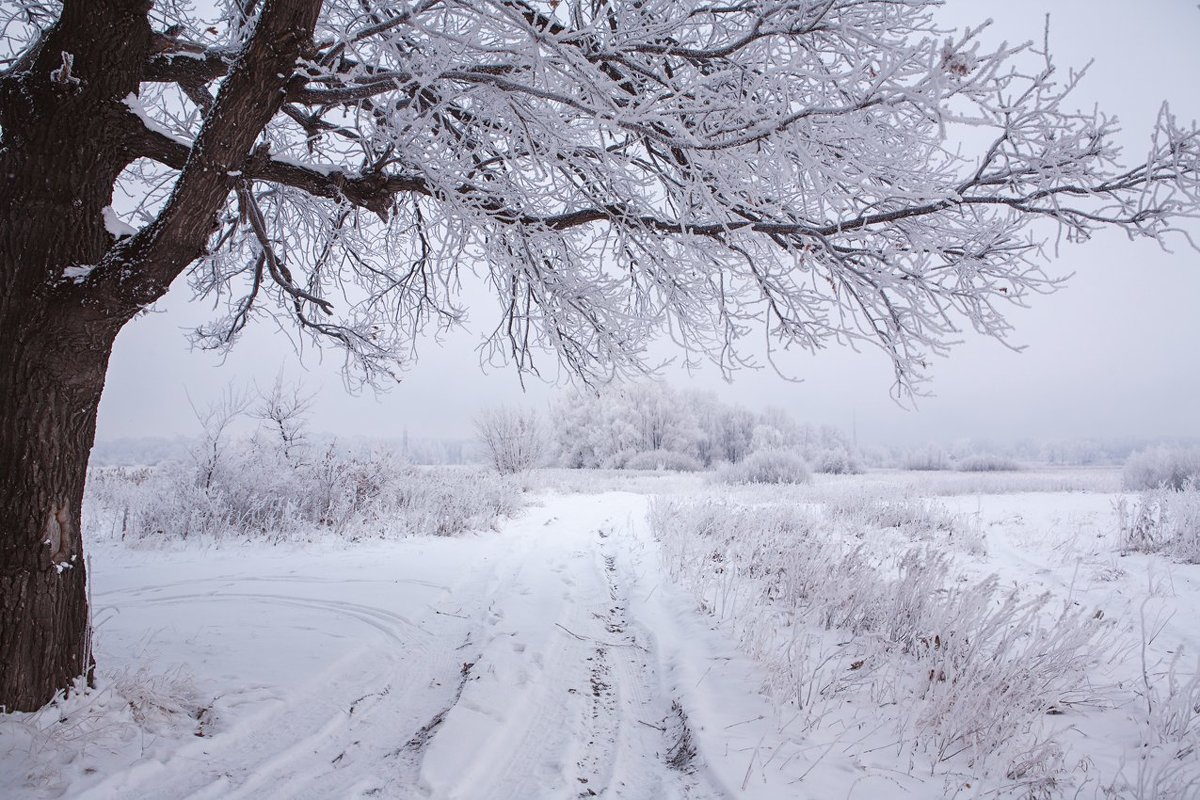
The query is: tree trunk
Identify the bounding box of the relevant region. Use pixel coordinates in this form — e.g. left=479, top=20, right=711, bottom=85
left=0, top=314, right=116, bottom=711
left=0, top=0, right=152, bottom=711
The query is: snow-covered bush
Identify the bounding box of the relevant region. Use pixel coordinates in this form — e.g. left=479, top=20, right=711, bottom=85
left=812, top=447, right=863, bottom=475
left=1123, top=446, right=1200, bottom=491
left=598, top=448, right=634, bottom=470
left=623, top=449, right=703, bottom=472
left=715, top=448, right=811, bottom=485
left=955, top=454, right=1021, bottom=472
left=1116, top=486, right=1200, bottom=563
left=85, top=386, right=522, bottom=543
left=475, top=405, right=544, bottom=474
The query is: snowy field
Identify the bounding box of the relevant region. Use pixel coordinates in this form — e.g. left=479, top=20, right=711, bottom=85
left=3, top=467, right=1199, bottom=799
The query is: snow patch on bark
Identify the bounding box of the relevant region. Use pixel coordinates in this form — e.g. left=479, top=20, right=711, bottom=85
left=101, top=207, right=135, bottom=239
left=61, top=265, right=95, bottom=283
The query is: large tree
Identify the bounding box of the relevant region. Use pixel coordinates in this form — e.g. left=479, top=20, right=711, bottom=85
left=1, top=0, right=1197, bottom=711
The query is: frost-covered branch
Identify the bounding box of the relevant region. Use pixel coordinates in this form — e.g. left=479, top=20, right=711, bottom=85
left=14, top=0, right=1198, bottom=392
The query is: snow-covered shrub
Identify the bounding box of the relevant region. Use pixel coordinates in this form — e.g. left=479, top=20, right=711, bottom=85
left=85, top=388, right=524, bottom=543
left=1123, top=446, right=1200, bottom=491
left=475, top=405, right=544, bottom=474
left=955, top=454, right=1021, bottom=472
left=623, top=449, right=703, bottom=472
left=812, top=447, right=863, bottom=475
left=1116, top=486, right=1200, bottom=563
left=599, top=448, right=634, bottom=470
left=715, top=448, right=811, bottom=485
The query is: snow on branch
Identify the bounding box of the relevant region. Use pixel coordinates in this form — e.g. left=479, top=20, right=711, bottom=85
left=52, top=0, right=1200, bottom=390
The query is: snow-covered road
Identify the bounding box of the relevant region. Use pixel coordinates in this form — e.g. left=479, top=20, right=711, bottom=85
left=35, top=493, right=824, bottom=800
left=11, top=482, right=1199, bottom=798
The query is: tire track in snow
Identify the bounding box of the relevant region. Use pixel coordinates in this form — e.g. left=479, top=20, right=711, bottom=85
left=413, top=500, right=727, bottom=800
left=415, top=537, right=603, bottom=799
left=98, top=591, right=435, bottom=645
left=72, top=496, right=737, bottom=799
left=577, top=526, right=726, bottom=800
left=75, top=533, right=529, bottom=800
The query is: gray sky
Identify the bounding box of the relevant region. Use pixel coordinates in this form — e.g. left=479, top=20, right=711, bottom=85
left=95, top=1, right=1200, bottom=446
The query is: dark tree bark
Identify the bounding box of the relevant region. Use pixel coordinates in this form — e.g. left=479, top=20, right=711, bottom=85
left=0, top=0, right=322, bottom=712
left=0, top=0, right=152, bottom=713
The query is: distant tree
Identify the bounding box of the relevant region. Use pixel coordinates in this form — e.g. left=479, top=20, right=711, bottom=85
left=549, top=393, right=604, bottom=469
left=2, top=0, right=1199, bottom=710
left=619, top=383, right=701, bottom=456
left=1123, top=446, right=1200, bottom=491
left=694, top=397, right=756, bottom=466
left=475, top=406, right=543, bottom=474
left=252, top=375, right=314, bottom=466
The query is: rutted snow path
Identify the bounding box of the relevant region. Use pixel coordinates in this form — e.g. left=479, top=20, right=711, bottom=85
left=25, top=493, right=817, bottom=800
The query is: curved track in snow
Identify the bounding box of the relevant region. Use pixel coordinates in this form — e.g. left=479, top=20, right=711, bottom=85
left=61, top=494, right=793, bottom=800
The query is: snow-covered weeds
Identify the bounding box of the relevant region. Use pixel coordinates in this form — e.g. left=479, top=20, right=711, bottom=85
left=1102, top=629, right=1200, bottom=798
left=85, top=457, right=521, bottom=543
left=0, top=668, right=208, bottom=796
left=1117, top=487, right=1200, bottom=563
left=84, top=381, right=523, bottom=543
left=896, top=467, right=1119, bottom=496
left=825, top=491, right=988, bottom=556
left=623, top=449, right=704, bottom=472
left=650, top=497, right=1108, bottom=786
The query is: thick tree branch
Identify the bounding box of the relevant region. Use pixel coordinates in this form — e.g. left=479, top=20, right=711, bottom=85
left=143, top=48, right=233, bottom=84
left=127, top=120, right=429, bottom=217
left=94, top=0, right=324, bottom=313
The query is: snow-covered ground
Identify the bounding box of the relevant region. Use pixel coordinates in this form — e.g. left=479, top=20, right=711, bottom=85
left=3, top=469, right=1198, bottom=798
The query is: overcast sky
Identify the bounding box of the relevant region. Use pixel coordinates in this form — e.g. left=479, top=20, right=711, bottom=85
left=95, top=1, right=1200, bottom=447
